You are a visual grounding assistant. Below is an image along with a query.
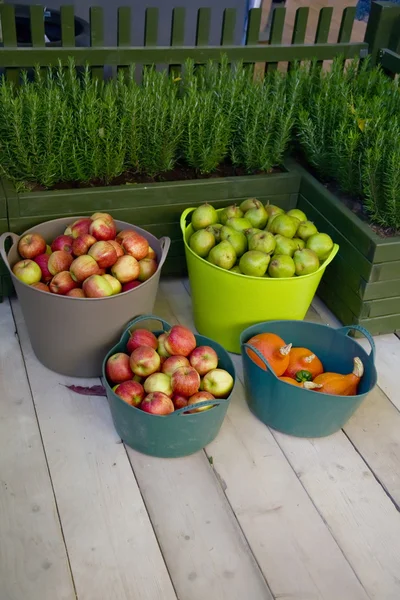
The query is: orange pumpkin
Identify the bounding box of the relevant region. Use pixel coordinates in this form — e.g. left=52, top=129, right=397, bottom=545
left=279, top=377, right=322, bottom=389
left=247, top=332, right=292, bottom=375
left=309, top=357, right=364, bottom=396
left=284, top=347, right=324, bottom=381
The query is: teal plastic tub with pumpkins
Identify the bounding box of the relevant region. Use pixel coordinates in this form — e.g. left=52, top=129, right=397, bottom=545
left=102, top=314, right=236, bottom=458
left=240, top=320, right=377, bottom=438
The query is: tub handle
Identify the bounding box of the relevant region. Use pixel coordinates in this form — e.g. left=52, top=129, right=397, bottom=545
left=171, top=398, right=228, bottom=416
left=180, top=207, right=196, bottom=234
left=158, top=236, right=171, bottom=269
left=243, top=342, right=280, bottom=380
left=0, top=232, right=20, bottom=275
left=338, top=325, right=376, bottom=362
left=120, top=314, right=172, bottom=342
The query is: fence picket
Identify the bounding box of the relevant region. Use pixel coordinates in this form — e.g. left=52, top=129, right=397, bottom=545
left=0, top=5, right=19, bottom=84
left=196, top=8, right=212, bottom=47
left=90, top=6, right=104, bottom=80
left=266, top=6, right=286, bottom=72
left=61, top=5, right=76, bottom=46
left=289, top=7, right=309, bottom=71
left=338, top=7, right=356, bottom=43
left=170, top=7, right=185, bottom=77
left=117, top=7, right=131, bottom=76
left=315, top=7, right=333, bottom=68
left=30, top=5, right=45, bottom=48
left=221, top=8, right=237, bottom=46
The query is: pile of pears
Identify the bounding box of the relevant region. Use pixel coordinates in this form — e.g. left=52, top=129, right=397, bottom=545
left=188, top=199, right=334, bottom=278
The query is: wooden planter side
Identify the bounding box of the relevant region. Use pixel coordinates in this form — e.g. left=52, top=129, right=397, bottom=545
left=293, top=164, right=400, bottom=333
left=2, top=170, right=301, bottom=278
left=0, top=181, right=11, bottom=302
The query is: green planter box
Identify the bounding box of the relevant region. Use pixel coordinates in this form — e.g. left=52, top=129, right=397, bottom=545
left=294, top=165, right=400, bottom=335
left=1, top=169, right=301, bottom=280
left=0, top=181, right=12, bottom=302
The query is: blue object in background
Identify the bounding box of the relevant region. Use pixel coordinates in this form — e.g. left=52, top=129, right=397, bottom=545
left=356, top=0, right=400, bottom=21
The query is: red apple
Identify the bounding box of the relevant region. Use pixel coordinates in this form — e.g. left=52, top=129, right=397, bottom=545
left=88, top=241, right=118, bottom=269
left=66, top=288, right=86, bottom=298
left=18, top=233, right=47, bottom=259
left=111, top=255, right=140, bottom=283
left=129, top=346, right=160, bottom=377
left=116, top=229, right=137, bottom=244
left=82, top=274, right=113, bottom=298
left=31, top=282, right=50, bottom=292
left=102, top=274, right=122, bottom=295
left=138, top=258, right=157, bottom=282
left=147, top=246, right=157, bottom=260
left=108, top=239, right=124, bottom=258
left=141, top=392, right=174, bottom=415
left=106, top=353, right=133, bottom=384
left=172, top=393, right=188, bottom=410
left=48, top=250, right=73, bottom=276
left=161, top=355, right=190, bottom=377
left=70, top=255, right=99, bottom=282
left=122, top=281, right=142, bottom=292
left=171, top=366, right=200, bottom=397
left=202, top=369, right=234, bottom=398
left=189, top=346, right=219, bottom=376
left=165, top=325, right=196, bottom=357
left=49, top=271, right=78, bottom=295
left=72, top=234, right=97, bottom=257
left=157, top=332, right=170, bottom=358
left=33, top=253, right=52, bottom=282
left=187, top=391, right=215, bottom=413
left=89, top=218, right=116, bottom=241
left=144, top=373, right=173, bottom=397
left=91, top=212, right=114, bottom=224
left=113, top=380, right=144, bottom=407
left=122, top=232, right=149, bottom=261
left=12, top=259, right=42, bottom=284
left=51, top=235, right=73, bottom=254
left=70, top=218, right=92, bottom=238
left=126, top=329, right=158, bottom=354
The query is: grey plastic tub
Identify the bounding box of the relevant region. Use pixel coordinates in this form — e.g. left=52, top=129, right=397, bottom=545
left=0, top=217, right=170, bottom=378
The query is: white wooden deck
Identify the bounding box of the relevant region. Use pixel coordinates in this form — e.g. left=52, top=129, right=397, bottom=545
left=1, top=278, right=400, bottom=600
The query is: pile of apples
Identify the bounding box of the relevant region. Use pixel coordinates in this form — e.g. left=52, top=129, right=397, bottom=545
left=105, top=324, right=234, bottom=415
left=188, top=199, right=335, bottom=278
left=12, top=213, right=158, bottom=297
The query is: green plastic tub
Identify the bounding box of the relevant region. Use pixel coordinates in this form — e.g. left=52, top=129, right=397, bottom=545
left=240, top=321, right=377, bottom=438
left=181, top=207, right=339, bottom=354
left=102, top=314, right=235, bottom=458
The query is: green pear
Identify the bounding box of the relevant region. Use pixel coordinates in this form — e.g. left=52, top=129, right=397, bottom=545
left=292, top=237, right=306, bottom=250
left=287, top=208, right=307, bottom=223
left=189, top=230, right=216, bottom=258
left=249, top=231, right=276, bottom=255
left=293, top=249, right=320, bottom=276
left=207, top=241, right=236, bottom=270
left=265, top=204, right=285, bottom=219
left=220, top=226, right=247, bottom=257
left=306, top=233, right=334, bottom=260
left=266, top=214, right=279, bottom=232
left=230, top=265, right=242, bottom=274
left=191, top=203, right=219, bottom=230
left=297, top=221, right=318, bottom=241
left=239, top=251, right=270, bottom=277
left=274, top=234, right=297, bottom=257
left=240, top=198, right=263, bottom=213
left=244, top=228, right=262, bottom=240
left=245, top=205, right=268, bottom=229
left=220, top=205, right=243, bottom=225
left=269, top=215, right=299, bottom=238
left=268, top=255, right=296, bottom=278
left=205, top=224, right=223, bottom=243
left=226, top=217, right=253, bottom=233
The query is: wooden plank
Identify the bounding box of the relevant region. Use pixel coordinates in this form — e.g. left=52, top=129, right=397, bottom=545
left=125, top=295, right=272, bottom=600
left=0, top=42, right=369, bottom=68
left=314, top=7, right=333, bottom=68
left=245, top=8, right=262, bottom=45
left=11, top=299, right=177, bottom=600
left=289, top=7, right=309, bottom=70
left=338, top=7, right=356, bottom=43
left=196, top=8, right=211, bottom=46
left=364, top=296, right=400, bottom=318
left=266, top=7, right=286, bottom=72
left=160, top=279, right=368, bottom=600
left=170, top=7, right=186, bottom=77
left=0, top=4, right=19, bottom=84
left=221, top=8, right=237, bottom=46
left=117, top=7, right=131, bottom=47
left=30, top=5, right=45, bottom=48
left=0, top=302, right=75, bottom=600
left=61, top=5, right=76, bottom=46
left=144, top=8, right=159, bottom=46
left=90, top=7, right=104, bottom=80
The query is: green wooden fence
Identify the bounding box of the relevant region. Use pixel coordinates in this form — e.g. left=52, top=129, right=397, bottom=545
left=0, top=2, right=399, bottom=75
